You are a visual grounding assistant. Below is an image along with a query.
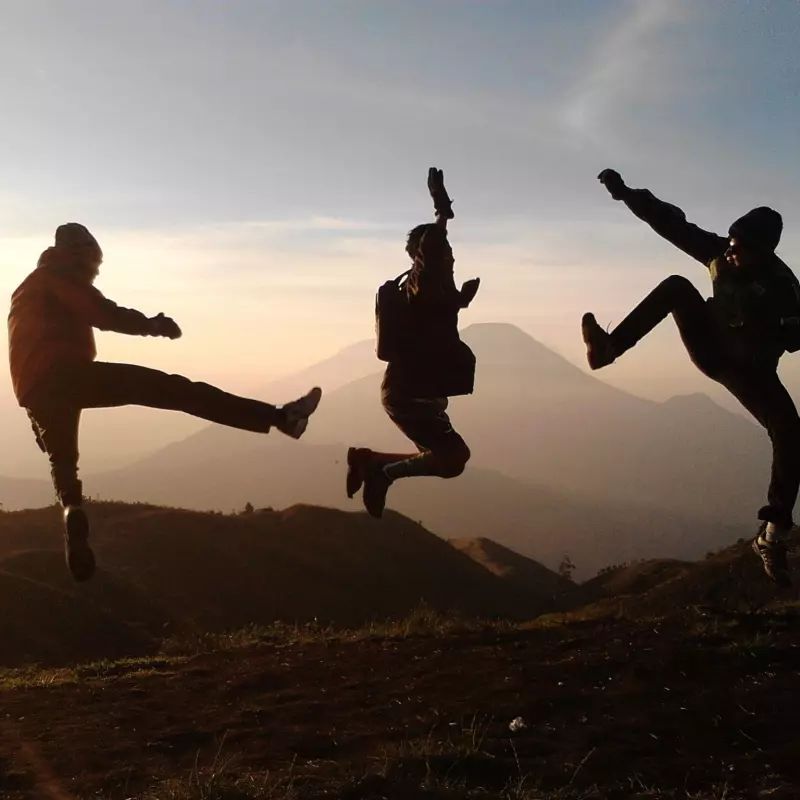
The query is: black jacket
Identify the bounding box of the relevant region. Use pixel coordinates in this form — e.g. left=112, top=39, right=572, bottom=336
left=386, top=226, right=476, bottom=398
left=621, top=187, right=800, bottom=359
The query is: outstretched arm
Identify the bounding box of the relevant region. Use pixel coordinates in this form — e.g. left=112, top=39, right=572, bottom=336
left=51, top=273, right=182, bottom=338
left=598, top=169, right=727, bottom=267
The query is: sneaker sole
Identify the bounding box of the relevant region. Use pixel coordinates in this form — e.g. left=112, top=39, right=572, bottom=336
left=286, top=417, right=309, bottom=440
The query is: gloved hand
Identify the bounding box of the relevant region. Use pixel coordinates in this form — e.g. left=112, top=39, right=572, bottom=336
left=151, top=313, right=182, bottom=339
left=428, top=167, right=455, bottom=219
left=459, top=277, right=481, bottom=308
left=597, top=168, right=627, bottom=201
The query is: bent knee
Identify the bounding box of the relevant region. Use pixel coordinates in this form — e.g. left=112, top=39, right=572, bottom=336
left=437, top=440, right=471, bottom=478
left=661, top=274, right=694, bottom=294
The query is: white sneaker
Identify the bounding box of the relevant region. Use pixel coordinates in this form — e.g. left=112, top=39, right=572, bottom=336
left=752, top=525, right=792, bottom=588
left=277, top=387, right=323, bottom=439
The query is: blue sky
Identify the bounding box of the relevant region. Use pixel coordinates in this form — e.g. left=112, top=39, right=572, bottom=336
left=0, top=0, right=799, bottom=470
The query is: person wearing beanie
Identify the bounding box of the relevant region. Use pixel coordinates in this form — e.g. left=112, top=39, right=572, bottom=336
left=8, top=224, right=322, bottom=582
left=581, top=170, right=800, bottom=589
left=345, top=168, right=480, bottom=518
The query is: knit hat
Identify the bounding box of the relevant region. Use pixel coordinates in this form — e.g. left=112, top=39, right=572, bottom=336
left=728, top=207, right=783, bottom=253
left=55, top=223, right=102, bottom=257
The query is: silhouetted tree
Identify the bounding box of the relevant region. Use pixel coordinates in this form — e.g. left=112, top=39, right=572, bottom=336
left=558, top=555, right=576, bottom=582
left=242, top=502, right=255, bottom=515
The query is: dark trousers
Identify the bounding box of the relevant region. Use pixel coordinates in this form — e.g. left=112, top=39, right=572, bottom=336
left=611, top=275, right=800, bottom=528
left=380, top=367, right=471, bottom=477
left=25, top=361, right=281, bottom=507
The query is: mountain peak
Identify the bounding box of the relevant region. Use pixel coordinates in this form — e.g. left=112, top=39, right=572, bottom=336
left=461, top=322, right=587, bottom=378
left=663, top=392, right=716, bottom=406
left=661, top=393, right=728, bottom=415
left=462, top=321, right=536, bottom=341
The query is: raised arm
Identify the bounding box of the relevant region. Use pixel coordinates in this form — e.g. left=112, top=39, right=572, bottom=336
left=414, top=167, right=479, bottom=308
left=50, top=273, right=182, bottom=338
left=598, top=169, right=727, bottom=267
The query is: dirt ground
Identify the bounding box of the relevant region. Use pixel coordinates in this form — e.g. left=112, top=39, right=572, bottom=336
left=1, top=612, right=798, bottom=799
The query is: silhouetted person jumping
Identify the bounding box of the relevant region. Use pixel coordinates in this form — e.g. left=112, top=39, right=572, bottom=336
left=584, top=169, right=800, bottom=587
left=9, top=224, right=322, bottom=582
left=346, top=168, right=480, bottom=518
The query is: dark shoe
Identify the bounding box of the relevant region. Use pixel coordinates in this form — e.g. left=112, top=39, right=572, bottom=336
left=346, top=447, right=371, bottom=499
left=581, top=313, right=616, bottom=370
left=752, top=528, right=792, bottom=588
left=63, top=506, right=96, bottom=582
left=363, top=465, right=392, bottom=519
left=277, top=387, right=323, bottom=439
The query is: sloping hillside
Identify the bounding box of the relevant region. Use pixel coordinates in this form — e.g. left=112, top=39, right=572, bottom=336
left=582, top=558, right=690, bottom=599
left=634, top=535, right=800, bottom=614
left=449, top=536, right=584, bottom=608
left=0, top=569, right=157, bottom=667
left=0, top=503, right=577, bottom=666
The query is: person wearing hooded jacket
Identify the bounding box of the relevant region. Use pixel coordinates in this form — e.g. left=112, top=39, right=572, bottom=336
left=584, top=169, right=800, bottom=588
left=9, top=223, right=322, bottom=582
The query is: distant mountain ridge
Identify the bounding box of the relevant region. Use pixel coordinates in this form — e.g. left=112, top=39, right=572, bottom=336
left=0, top=324, right=764, bottom=574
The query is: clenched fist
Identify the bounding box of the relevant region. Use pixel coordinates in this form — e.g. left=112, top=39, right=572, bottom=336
left=597, top=169, right=627, bottom=201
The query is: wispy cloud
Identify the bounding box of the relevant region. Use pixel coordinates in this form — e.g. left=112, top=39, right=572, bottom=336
left=560, top=0, right=699, bottom=155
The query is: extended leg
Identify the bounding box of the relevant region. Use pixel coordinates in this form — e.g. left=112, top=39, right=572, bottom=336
left=583, top=275, right=723, bottom=378
left=50, top=361, right=320, bottom=437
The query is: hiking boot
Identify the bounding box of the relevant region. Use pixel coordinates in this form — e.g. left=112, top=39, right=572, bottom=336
left=752, top=528, right=792, bottom=588
left=276, top=387, right=323, bottom=439
left=363, top=464, right=392, bottom=519
left=581, top=313, right=616, bottom=370
left=346, top=447, right=371, bottom=499
left=63, top=505, right=96, bottom=582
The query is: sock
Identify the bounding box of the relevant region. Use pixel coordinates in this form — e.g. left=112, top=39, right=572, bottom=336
left=383, top=452, right=439, bottom=481
left=764, top=522, right=787, bottom=543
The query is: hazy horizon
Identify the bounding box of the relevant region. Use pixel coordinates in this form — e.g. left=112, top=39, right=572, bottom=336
left=2, top=0, right=800, bottom=475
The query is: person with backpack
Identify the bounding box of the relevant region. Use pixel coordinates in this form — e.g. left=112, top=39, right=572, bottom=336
left=583, top=169, right=800, bottom=587
left=9, top=223, right=322, bottom=581
left=346, top=168, right=480, bottom=518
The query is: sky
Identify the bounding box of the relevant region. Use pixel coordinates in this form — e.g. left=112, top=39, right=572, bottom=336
left=0, top=0, right=799, bottom=473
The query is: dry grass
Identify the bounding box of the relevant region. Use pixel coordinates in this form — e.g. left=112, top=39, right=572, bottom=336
left=0, top=655, right=182, bottom=690
left=160, top=603, right=512, bottom=657
left=129, top=747, right=298, bottom=800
